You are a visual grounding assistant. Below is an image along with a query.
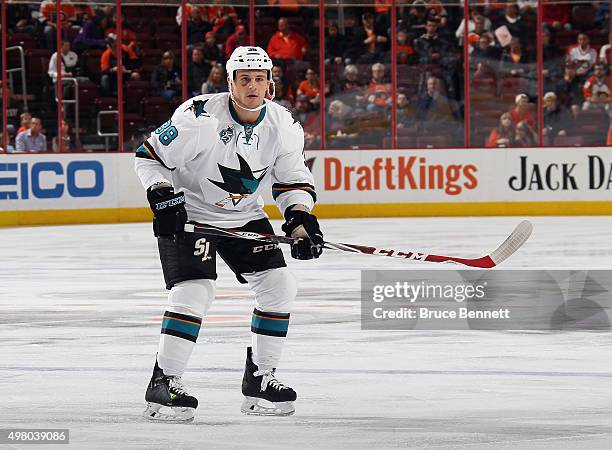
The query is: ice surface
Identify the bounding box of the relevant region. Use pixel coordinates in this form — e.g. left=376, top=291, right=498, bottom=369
left=1, top=217, right=611, bottom=449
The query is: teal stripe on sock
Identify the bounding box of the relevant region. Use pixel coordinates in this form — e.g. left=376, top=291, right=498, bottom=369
left=251, top=315, right=289, bottom=333
left=161, top=317, right=201, bottom=338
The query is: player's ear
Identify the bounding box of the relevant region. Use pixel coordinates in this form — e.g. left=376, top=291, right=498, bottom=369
left=267, top=80, right=276, bottom=99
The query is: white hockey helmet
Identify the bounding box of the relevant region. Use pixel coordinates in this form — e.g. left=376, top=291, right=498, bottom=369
left=226, top=46, right=273, bottom=81
left=226, top=46, right=274, bottom=112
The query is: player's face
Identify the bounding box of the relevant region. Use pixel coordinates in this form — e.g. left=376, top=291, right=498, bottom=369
left=233, top=69, right=270, bottom=109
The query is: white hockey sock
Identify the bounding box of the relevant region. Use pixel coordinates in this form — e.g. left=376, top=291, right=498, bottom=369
left=244, top=268, right=297, bottom=370
left=156, top=279, right=215, bottom=376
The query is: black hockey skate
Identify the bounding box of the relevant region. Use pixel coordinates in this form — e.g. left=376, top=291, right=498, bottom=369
left=241, top=347, right=297, bottom=416
left=143, top=361, right=198, bottom=422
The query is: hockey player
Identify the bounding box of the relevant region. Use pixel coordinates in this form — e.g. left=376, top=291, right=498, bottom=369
left=135, top=46, right=323, bottom=421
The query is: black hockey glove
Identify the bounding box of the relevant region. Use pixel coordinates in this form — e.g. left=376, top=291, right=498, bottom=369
left=281, top=207, right=324, bottom=260
left=147, top=183, right=188, bottom=238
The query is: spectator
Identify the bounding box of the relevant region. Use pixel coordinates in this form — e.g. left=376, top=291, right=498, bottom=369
left=582, top=62, right=611, bottom=110
left=347, top=12, right=388, bottom=64
left=187, top=47, right=211, bottom=97
left=0, top=132, right=17, bottom=153
left=414, top=18, right=450, bottom=67
left=48, top=40, right=79, bottom=102
left=39, top=0, right=76, bottom=50
left=425, top=0, right=449, bottom=30
left=15, top=117, right=47, bottom=152
left=555, top=61, right=583, bottom=116
left=0, top=87, right=22, bottom=135
left=292, top=95, right=320, bottom=148
left=48, top=40, right=78, bottom=83
left=455, top=7, right=491, bottom=44
left=567, top=33, right=597, bottom=79
left=509, top=93, right=536, bottom=127
left=471, top=33, right=500, bottom=78
left=297, top=68, right=321, bottom=107
left=325, top=22, right=347, bottom=65
left=100, top=34, right=141, bottom=97
left=52, top=120, right=72, bottom=152
left=542, top=26, right=564, bottom=83
left=517, top=0, right=537, bottom=14
left=271, top=77, right=293, bottom=109
left=105, top=17, right=141, bottom=54
left=267, top=17, right=309, bottom=62
left=186, top=6, right=212, bottom=46
left=201, top=64, right=227, bottom=94
left=202, top=31, right=222, bottom=66
left=73, top=13, right=109, bottom=52
left=493, top=2, right=525, bottom=41
left=365, top=63, right=392, bottom=113
left=543, top=91, right=574, bottom=144
left=414, top=76, right=455, bottom=129
left=225, top=25, right=248, bottom=60
left=327, top=99, right=358, bottom=147
left=499, top=37, right=533, bottom=78
left=332, top=64, right=365, bottom=111
left=272, top=65, right=294, bottom=103
left=151, top=51, right=182, bottom=100
left=396, top=30, right=415, bottom=64
left=13, top=15, right=37, bottom=34
left=203, top=0, right=240, bottom=41
left=17, top=112, right=32, bottom=134
left=515, top=119, right=537, bottom=146
left=599, top=32, right=612, bottom=67
left=464, top=15, right=489, bottom=55
left=396, top=93, right=413, bottom=128
left=399, top=0, right=428, bottom=39
left=543, top=0, right=571, bottom=30
left=594, top=2, right=610, bottom=32
left=176, top=3, right=206, bottom=26
left=486, top=112, right=515, bottom=147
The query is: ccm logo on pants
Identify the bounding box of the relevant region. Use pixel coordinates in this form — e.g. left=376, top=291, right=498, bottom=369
left=253, top=244, right=279, bottom=253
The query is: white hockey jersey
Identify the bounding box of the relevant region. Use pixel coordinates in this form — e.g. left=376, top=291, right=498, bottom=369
left=134, top=93, right=316, bottom=228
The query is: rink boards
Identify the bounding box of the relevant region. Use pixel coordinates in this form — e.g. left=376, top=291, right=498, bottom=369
left=1, top=147, right=611, bottom=226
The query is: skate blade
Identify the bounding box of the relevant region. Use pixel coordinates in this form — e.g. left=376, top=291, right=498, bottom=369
left=143, top=402, right=195, bottom=422
left=241, top=397, right=295, bottom=416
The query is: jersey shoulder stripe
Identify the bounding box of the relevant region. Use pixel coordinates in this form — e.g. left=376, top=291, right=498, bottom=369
left=135, top=140, right=174, bottom=171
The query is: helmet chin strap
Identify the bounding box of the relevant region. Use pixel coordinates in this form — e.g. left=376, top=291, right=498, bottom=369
left=228, top=79, right=275, bottom=113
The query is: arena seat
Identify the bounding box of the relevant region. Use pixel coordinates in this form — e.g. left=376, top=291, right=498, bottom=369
left=82, top=49, right=104, bottom=82
left=124, top=80, right=151, bottom=113
left=76, top=80, right=100, bottom=117
left=397, top=136, right=417, bottom=148
left=8, top=33, right=37, bottom=50
left=571, top=4, right=596, bottom=31
left=553, top=135, right=584, bottom=146
left=123, top=113, right=147, bottom=139
left=25, top=49, right=52, bottom=83
left=141, top=96, right=174, bottom=127
left=555, top=30, right=579, bottom=48
left=135, top=33, right=155, bottom=50
left=416, top=134, right=452, bottom=148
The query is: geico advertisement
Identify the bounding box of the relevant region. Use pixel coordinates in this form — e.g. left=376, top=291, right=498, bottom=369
left=304, top=150, right=492, bottom=202
left=0, top=154, right=118, bottom=210
left=503, top=147, right=612, bottom=200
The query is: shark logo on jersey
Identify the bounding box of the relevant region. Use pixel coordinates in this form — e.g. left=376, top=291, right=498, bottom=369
left=185, top=99, right=209, bottom=118
left=208, top=153, right=269, bottom=207
left=219, top=126, right=234, bottom=145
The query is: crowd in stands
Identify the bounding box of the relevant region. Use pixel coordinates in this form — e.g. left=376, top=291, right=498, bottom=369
left=1, top=1, right=612, bottom=152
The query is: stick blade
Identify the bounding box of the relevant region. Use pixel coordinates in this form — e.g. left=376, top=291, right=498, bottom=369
left=488, top=220, right=533, bottom=266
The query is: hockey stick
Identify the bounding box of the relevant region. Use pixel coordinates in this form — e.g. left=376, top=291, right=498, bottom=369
left=184, top=220, right=533, bottom=268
